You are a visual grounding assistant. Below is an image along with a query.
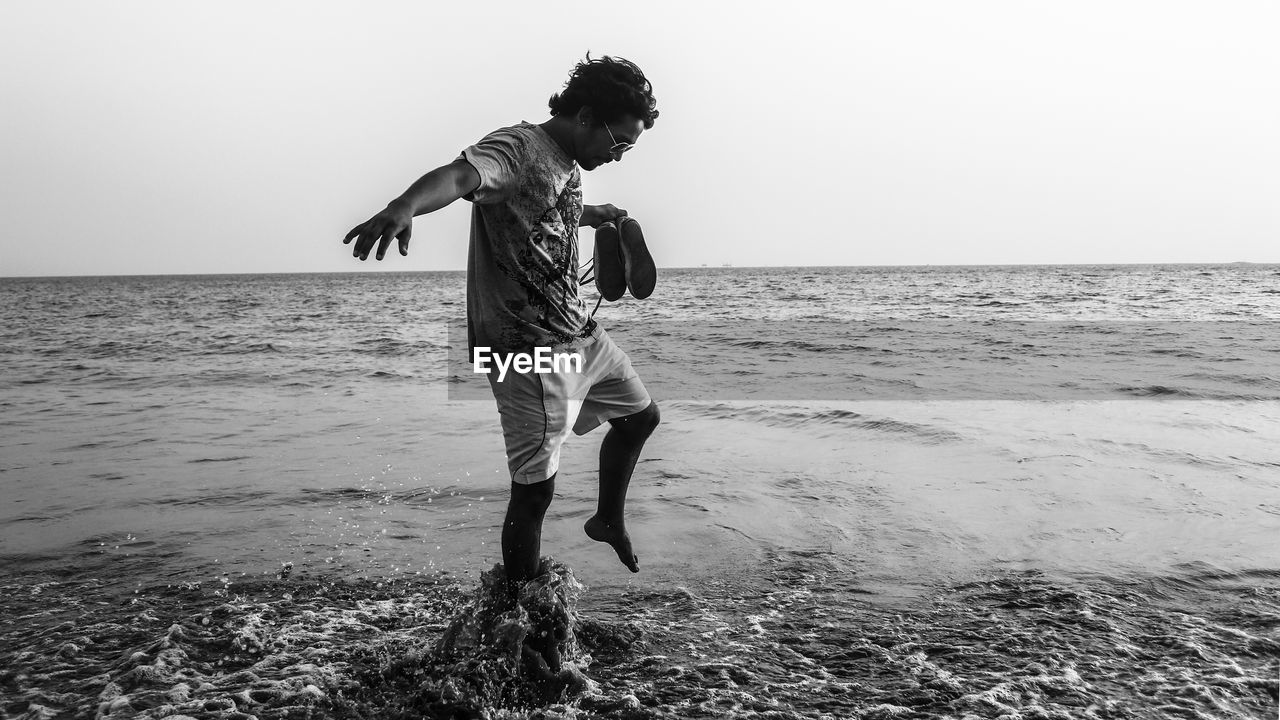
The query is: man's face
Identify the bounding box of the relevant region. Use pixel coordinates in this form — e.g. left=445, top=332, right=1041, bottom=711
left=580, top=113, right=645, bottom=171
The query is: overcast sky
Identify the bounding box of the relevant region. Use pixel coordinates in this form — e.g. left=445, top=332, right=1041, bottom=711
left=2, top=1, right=1277, bottom=277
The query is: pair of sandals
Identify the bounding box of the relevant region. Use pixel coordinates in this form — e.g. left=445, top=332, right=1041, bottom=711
left=592, top=216, right=656, bottom=302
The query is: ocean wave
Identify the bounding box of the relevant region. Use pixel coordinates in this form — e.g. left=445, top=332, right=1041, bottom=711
left=351, top=337, right=423, bottom=357
left=142, top=490, right=279, bottom=508
left=197, top=341, right=286, bottom=355
left=1115, top=385, right=1276, bottom=401
left=368, top=370, right=415, bottom=380
left=1118, top=384, right=1202, bottom=397
left=671, top=403, right=967, bottom=444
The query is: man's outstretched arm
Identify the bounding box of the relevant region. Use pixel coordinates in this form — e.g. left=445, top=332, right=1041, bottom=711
left=344, top=159, right=482, bottom=261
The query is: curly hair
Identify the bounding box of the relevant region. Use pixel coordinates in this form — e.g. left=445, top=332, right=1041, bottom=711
left=548, top=53, right=659, bottom=129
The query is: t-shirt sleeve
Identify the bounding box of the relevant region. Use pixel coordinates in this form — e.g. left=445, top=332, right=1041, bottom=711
left=458, top=129, right=524, bottom=204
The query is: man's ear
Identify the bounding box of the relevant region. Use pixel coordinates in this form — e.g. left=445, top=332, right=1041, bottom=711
left=576, top=106, right=594, bottom=127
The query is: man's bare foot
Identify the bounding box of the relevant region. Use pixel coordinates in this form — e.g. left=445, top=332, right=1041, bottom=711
left=584, top=516, right=639, bottom=572
left=593, top=222, right=626, bottom=302
left=618, top=217, right=656, bottom=300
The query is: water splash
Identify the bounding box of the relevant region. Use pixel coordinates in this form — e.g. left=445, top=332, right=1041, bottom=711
left=346, top=558, right=596, bottom=717
left=0, top=559, right=615, bottom=720
left=3, top=562, right=1277, bottom=719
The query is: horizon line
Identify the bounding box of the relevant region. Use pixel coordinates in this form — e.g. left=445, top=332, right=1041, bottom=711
left=1, top=260, right=1275, bottom=281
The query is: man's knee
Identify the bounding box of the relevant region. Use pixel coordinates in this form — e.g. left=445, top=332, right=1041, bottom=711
left=611, top=401, right=660, bottom=438
left=509, top=475, right=555, bottom=515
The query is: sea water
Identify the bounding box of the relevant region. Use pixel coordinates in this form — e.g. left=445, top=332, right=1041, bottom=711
left=2, top=265, right=1278, bottom=718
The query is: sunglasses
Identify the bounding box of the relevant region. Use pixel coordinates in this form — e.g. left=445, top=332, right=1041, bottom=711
left=601, top=121, right=634, bottom=159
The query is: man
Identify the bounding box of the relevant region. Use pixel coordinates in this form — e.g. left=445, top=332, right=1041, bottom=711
left=343, top=55, right=660, bottom=586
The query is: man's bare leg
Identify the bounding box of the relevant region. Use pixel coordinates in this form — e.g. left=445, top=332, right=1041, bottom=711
left=503, top=476, right=566, bottom=675
left=584, top=401, right=660, bottom=572
left=504, top=476, right=555, bottom=583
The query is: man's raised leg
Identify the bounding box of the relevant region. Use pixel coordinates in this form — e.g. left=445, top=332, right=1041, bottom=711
left=584, top=401, right=660, bottom=572
left=504, top=475, right=556, bottom=583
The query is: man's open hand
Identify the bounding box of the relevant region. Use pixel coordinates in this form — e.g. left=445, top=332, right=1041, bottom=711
left=344, top=201, right=414, bottom=261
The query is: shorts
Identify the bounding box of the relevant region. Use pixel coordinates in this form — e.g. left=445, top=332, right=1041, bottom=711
left=486, top=325, right=652, bottom=484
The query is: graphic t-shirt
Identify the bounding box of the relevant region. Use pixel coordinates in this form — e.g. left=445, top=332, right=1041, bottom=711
left=459, top=122, right=588, bottom=353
